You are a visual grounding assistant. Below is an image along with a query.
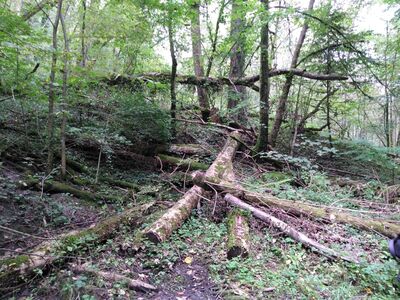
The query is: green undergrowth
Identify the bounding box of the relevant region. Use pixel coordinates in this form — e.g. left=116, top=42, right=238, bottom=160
left=137, top=214, right=399, bottom=299
left=14, top=208, right=400, bottom=299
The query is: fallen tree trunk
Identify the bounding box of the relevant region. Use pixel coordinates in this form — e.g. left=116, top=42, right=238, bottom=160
left=0, top=202, right=154, bottom=288
left=17, top=178, right=122, bottom=203
left=224, top=194, right=357, bottom=263
left=227, top=209, right=250, bottom=259
left=72, top=264, right=157, bottom=292
left=144, top=131, right=242, bottom=243
left=158, top=154, right=209, bottom=171
left=243, top=190, right=400, bottom=238
left=107, top=70, right=348, bottom=93
left=144, top=185, right=205, bottom=243
left=168, top=144, right=210, bottom=156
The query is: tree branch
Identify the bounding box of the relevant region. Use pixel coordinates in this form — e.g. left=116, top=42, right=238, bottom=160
left=108, top=69, right=348, bottom=92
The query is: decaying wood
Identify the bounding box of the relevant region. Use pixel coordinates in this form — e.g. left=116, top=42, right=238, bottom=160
left=72, top=264, right=157, bottom=292
left=168, top=144, right=210, bottom=156
left=241, top=189, right=400, bottom=238
left=0, top=202, right=154, bottom=288
left=144, top=185, right=205, bottom=243
left=17, top=178, right=122, bottom=203
left=227, top=209, right=250, bottom=259
left=145, top=131, right=242, bottom=243
left=107, top=69, right=348, bottom=93
left=224, top=194, right=357, bottom=263
left=158, top=154, right=209, bottom=171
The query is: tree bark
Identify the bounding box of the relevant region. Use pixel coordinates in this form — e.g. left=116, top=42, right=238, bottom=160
left=108, top=70, right=348, bottom=92
left=224, top=194, right=357, bottom=263
left=157, top=154, right=209, bottom=171
left=227, top=0, right=247, bottom=124
left=190, top=1, right=210, bottom=121
left=80, top=0, right=87, bottom=67
left=242, top=190, right=400, bottom=238
left=0, top=202, right=154, bottom=288
left=144, top=185, right=205, bottom=243
left=60, top=12, right=69, bottom=178
left=227, top=209, right=250, bottom=259
left=46, top=0, right=63, bottom=173
left=168, top=7, right=177, bottom=137
left=255, top=0, right=270, bottom=153
left=269, top=0, right=315, bottom=147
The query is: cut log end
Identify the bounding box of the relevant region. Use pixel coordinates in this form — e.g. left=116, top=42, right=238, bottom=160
left=145, top=231, right=162, bottom=244
left=227, top=210, right=250, bottom=259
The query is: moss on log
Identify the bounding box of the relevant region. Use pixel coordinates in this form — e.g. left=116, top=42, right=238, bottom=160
left=227, top=210, right=250, bottom=259
left=243, top=190, right=400, bottom=238
left=224, top=194, right=357, bottom=263
left=17, top=178, right=123, bottom=203
left=205, top=131, right=241, bottom=185
left=145, top=131, right=242, bottom=244
left=144, top=186, right=204, bottom=243
left=168, top=144, right=210, bottom=156
left=158, top=154, right=209, bottom=171
left=0, top=202, right=154, bottom=288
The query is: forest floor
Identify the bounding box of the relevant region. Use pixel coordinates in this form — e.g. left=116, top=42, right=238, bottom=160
left=1, top=124, right=400, bottom=299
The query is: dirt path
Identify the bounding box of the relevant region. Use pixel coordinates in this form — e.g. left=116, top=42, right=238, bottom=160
left=149, top=261, right=221, bottom=300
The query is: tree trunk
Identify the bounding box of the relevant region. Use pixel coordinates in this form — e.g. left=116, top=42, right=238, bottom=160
left=46, top=0, right=63, bottom=173
left=157, top=154, right=209, bottom=171
left=269, top=0, right=315, bottom=147
left=255, top=0, right=270, bottom=153
left=227, top=209, right=250, bottom=259
left=144, top=185, right=205, bottom=243
left=145, top=131, right=241, bottom=243
left=80, top=0, right=87, bottom=67
left=224, top=194, right=357, bottom=263
left=227, top=0, right=247, bottom=124
left=168, top=8, right=177, bottom=137
left=60, top=12, right=69, bottom=178
left=242, top=190, right=400, bottom=238
left=0, top=202, right=154, bottom=288
left=190, top=1, right=210, bottom=121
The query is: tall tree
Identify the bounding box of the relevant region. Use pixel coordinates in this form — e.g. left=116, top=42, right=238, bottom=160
left=46, top=0, right=63, bottom=173
left=60, top=10, right=69, bottom=178
left=269, top=0, right=316, bottom=146
left=190, top=0, right=210, bottom=121
left=167, top=3, right=178, bottom=137
left=255, top=0, right=270, bottom=153
left=80, top=0, right=87, bottom=67
left=227, top=0, right=247, bottom=124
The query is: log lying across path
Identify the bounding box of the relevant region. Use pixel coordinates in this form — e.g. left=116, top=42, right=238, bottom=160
left=0, top=202, right=154, bottom=288
left=225, top=194, right=357, bottom=263
left=72, top=264, right=156, bottom=292
left=144, top=132, right=242, bottom=243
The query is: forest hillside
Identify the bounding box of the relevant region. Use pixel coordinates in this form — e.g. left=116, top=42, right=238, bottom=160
left=1, top=0, right=400, bottom=299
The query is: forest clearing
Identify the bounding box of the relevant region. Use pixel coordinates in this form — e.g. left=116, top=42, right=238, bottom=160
left=1, top=0, right=400, bottom=299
